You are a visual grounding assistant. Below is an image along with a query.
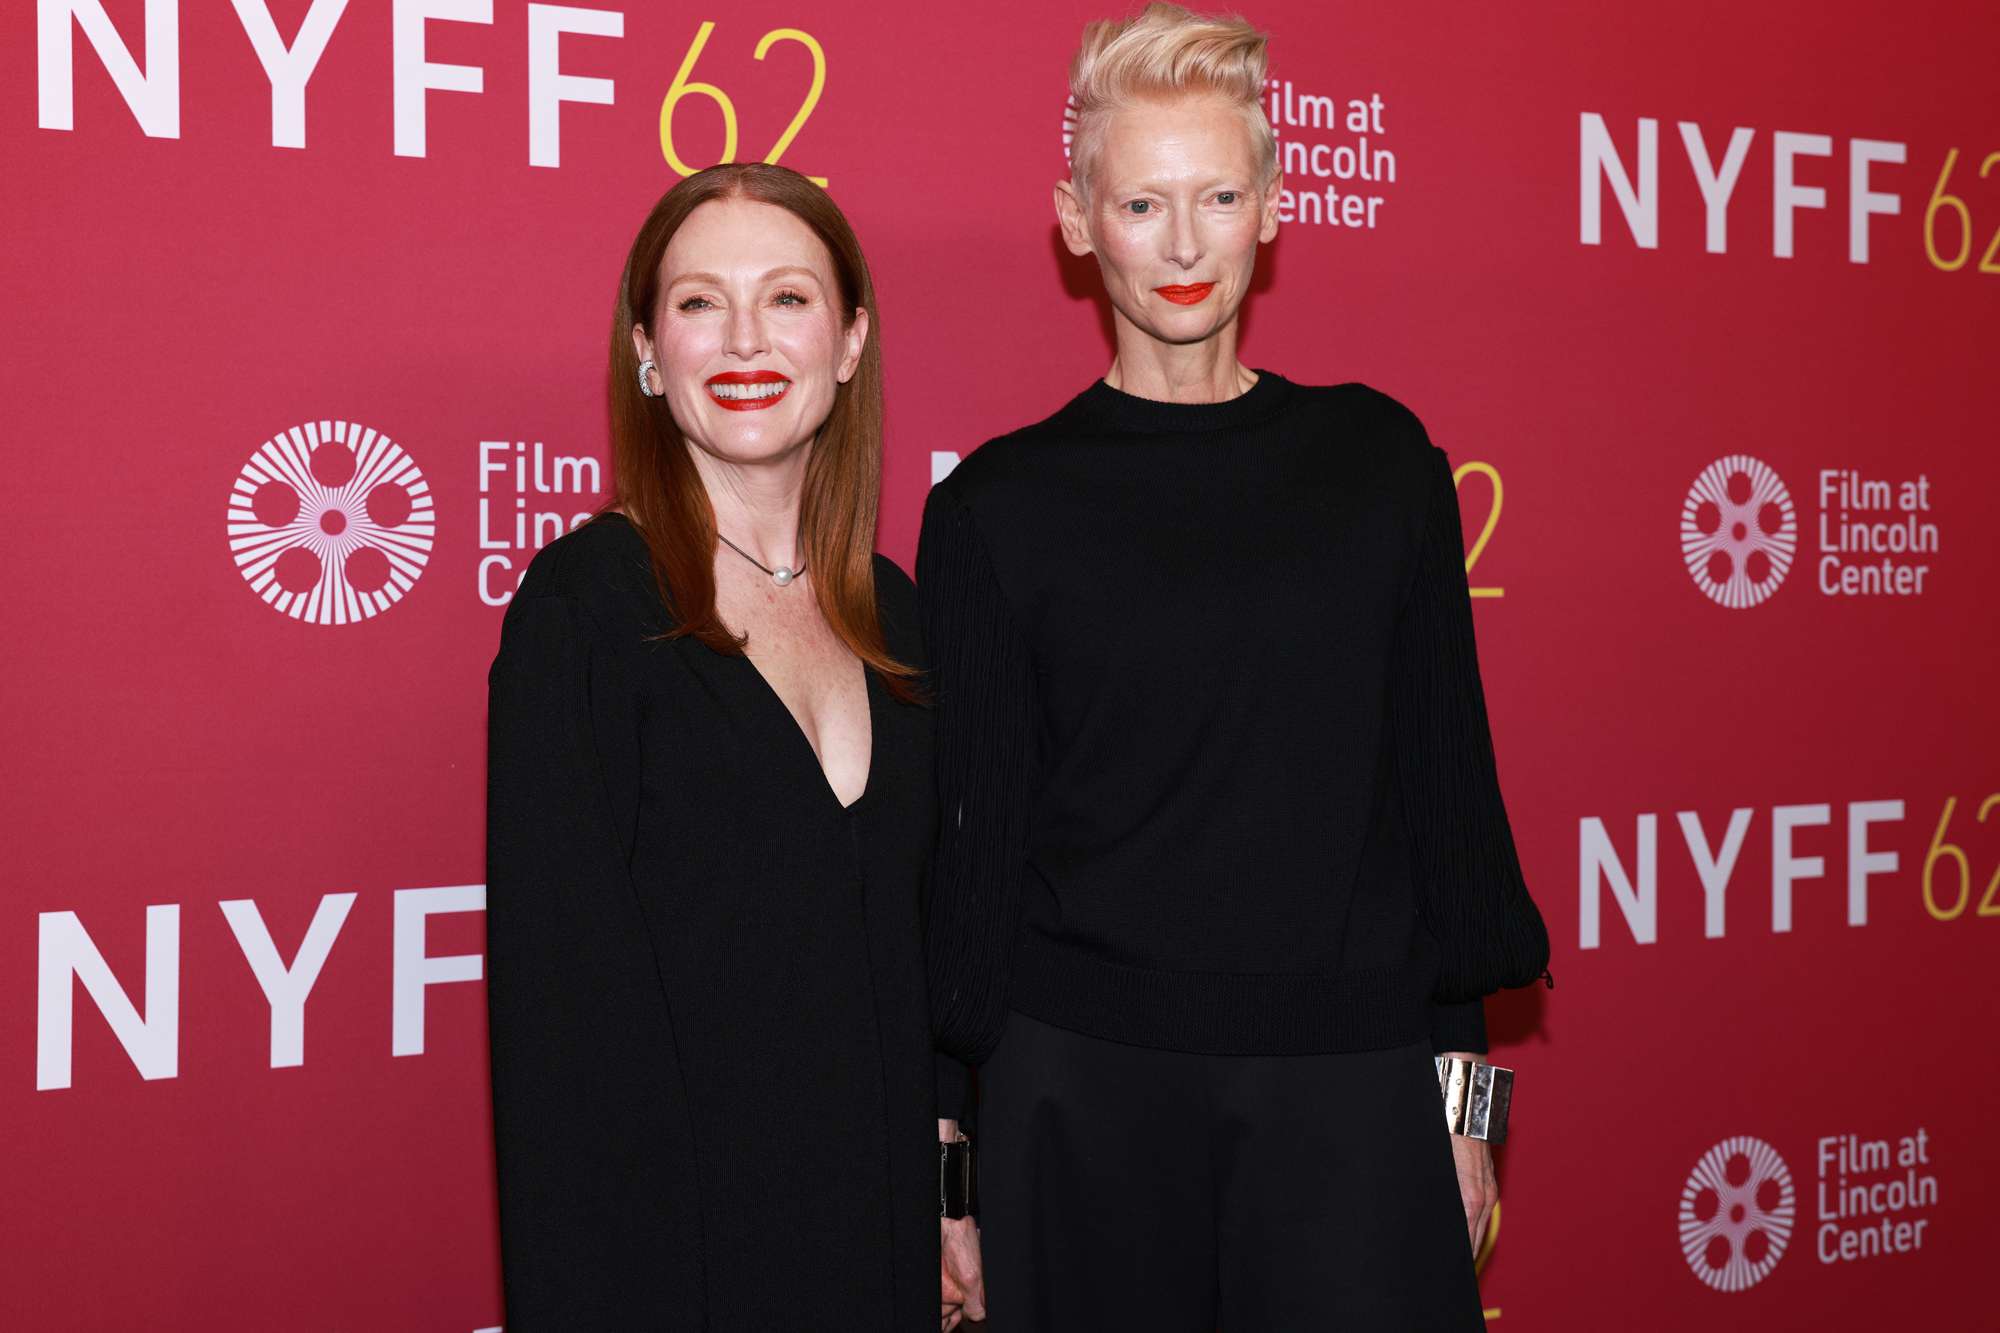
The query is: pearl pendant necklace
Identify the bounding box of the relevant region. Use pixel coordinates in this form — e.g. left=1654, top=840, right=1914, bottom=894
left=717, top=531, right=805, bottom=587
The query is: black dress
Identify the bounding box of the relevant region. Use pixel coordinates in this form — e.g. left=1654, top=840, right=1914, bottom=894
left=485, top=512, right=946, bottom=1332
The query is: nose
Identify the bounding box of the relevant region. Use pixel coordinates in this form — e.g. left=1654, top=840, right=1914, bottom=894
left=722, top=301, right=768, bottom=360
left=1166, top=209, right=1202, bottom=270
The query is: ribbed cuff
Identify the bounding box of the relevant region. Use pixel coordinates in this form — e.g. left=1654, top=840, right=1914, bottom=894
left=935, top=1052, right=973, bottom=1125
left=1429, top=998, right=1488, bottom=1054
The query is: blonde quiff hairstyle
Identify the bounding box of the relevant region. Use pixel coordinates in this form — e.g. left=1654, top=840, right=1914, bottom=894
left=1066, top=3, right=1278, bottom=202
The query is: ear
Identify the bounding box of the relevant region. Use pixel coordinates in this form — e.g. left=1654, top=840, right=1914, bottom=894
left=836, top=306, right=870, bottom=384
left=1054, top=179, right=1095, bottom=257
left=630, top=322, right=658, bottom=394
left=1259, top=172, right=1285, bottom=244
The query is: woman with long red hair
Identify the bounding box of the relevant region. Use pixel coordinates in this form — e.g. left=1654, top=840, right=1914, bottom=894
left=485, top=163, right=971, bottom=1331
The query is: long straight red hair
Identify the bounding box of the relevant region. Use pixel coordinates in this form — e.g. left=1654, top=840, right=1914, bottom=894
left=605, top=163, right=920, bottom=702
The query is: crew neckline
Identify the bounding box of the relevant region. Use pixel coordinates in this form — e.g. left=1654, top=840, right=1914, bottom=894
left=1069, top=368, right=1294, bottom=434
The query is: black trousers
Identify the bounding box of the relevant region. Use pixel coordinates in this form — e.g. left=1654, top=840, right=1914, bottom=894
left=978, top=1011, right=1485, bottom=1332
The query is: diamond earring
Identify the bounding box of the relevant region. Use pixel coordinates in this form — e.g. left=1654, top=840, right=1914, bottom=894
left=638, top=358, right=660, bottom=398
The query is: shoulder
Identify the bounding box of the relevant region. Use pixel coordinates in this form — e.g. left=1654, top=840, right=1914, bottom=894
left=871, top=550, right=917, bottom=605
left=929, top=392, right=1096, bottom=512
left=507, top=512, right=667, bottom=646
left=1289, top=380, right=1448, bottom=504
left=872, top=550, right=918, bottom=627
left=870, top=552, right=924, bottom=662
left=514, top=511, right=648, bottom=596
left=1284, top=379, right=1435, bottom=452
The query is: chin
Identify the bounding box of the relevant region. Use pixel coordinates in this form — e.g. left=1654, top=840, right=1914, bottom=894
left=1118, top=291, right=1237, bottom=343
left=1140, top=313, right=1228, bottom=346
left=714, top=419, right=796, bottom=456
left=681, top=413, right=779, bottom=462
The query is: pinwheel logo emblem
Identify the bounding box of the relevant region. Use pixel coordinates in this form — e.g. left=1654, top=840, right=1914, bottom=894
left=227, top=420, right=435, bottom=624
left=1681, top=455, right=1797, bottom=608
left=1678, top=1135, right=1796, bottom=1291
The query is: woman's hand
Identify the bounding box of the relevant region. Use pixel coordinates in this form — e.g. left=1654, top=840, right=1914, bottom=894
left=940, top=1214, right=985, bottom=1316
left=940, top=1215, right=984, bottom=1329
left=1447, top=1133, right=1497, bottom=1257
left=1438, top=1051, right=1498, bottom=1257
left=939, top=1119, right=985, bottom=1328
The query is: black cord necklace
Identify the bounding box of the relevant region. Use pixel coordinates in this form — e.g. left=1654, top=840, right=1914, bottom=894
left=716, top=531, right=805, bottom=587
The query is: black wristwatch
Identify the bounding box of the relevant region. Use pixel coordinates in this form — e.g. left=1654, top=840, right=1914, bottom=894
left=939, top=1137, right=978, bottom=1219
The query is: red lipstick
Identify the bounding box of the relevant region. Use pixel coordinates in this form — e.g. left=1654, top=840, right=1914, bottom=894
left=1153, top=283, right=1215, bottom=305
left=705, top=369, right=791, bottom=411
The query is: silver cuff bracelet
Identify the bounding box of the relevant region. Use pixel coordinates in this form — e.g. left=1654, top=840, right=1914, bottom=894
left=1435, top=1056, right=1513, bottom=1144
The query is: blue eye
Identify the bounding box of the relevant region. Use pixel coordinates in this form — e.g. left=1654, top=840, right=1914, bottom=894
left=1127, top=200, right=1152, bottom=215
left=677, top=295, right=713, bottom=312
left=1216, top=191, right=1239, bottom=205
left=773, top=289, right=808, bottom=307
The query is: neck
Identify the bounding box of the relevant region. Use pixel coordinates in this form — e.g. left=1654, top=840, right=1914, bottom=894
left=1104, top=313, right=1256, bottom=403
left=687, top=441, right=809, bottom=568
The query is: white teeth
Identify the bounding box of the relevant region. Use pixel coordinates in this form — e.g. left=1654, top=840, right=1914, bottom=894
left=708, top=380, right=790, bottom=400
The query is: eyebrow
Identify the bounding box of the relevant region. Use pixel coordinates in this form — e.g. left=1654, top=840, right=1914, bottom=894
left=667, top=265, right=821, bottom=287
left=1111, top=176, right=1253, bottom=192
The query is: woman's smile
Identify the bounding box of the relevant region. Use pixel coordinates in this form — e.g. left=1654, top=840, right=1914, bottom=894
left=705, top=369, right=792, bottom=410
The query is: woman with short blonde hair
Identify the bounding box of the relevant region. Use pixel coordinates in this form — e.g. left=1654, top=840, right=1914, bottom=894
left=921, top=5, right=1550, bottom=1326
left=1062, top=2, right=1278, bottom=201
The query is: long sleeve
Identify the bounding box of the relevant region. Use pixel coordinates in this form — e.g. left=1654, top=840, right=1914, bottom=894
left=917, top=482, right=1039, bottom=1068
left=1430, top=997, right=1488, bottom=1054
left=936, top=1053, right=973, bottom=1125
left=485, top=593, right=704, bottom=1329
left=1389, top=442, right=1552, bottom=1003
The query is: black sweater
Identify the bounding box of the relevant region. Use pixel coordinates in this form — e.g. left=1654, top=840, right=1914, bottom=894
left=917, top=372, right=1550, bottom=1065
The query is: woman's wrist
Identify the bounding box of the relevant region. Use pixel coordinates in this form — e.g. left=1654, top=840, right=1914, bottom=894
left=939, top=1129, right=977, bottom=1218
left=1436, top=1053, right=1514, bottom=1143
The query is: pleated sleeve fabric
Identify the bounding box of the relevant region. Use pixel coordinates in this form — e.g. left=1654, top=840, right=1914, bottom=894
left=916, top=481, right=1040, bottom=1068
left=485, top=592, right=705, bottom=1330
left=1389, top=441, right=1553, bottom=1006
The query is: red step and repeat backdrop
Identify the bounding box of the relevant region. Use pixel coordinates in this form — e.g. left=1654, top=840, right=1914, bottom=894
left=6, top=0, right=1997, bottom=1328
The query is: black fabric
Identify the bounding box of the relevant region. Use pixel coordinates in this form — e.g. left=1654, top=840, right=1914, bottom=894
left=919, top=374, right=1547, bottom=1066
left=485, top=514, right=948, bottom=1331
left=977, top=1010, right=1486, bottom=1331
left=1430, top=998, right=1489, bottom=1055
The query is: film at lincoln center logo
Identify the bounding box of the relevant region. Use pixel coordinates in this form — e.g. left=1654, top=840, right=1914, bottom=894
left=1679, top=1135, right=1797, bottom=1292
left=1680, top=455, right=1798, bottom=608
left=227, top=420, right=435, bottom=624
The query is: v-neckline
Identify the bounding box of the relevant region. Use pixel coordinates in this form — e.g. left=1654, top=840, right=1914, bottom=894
left=732, top=649, right=877, bottom=814
left=598, top=511, right=878, bottom=812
